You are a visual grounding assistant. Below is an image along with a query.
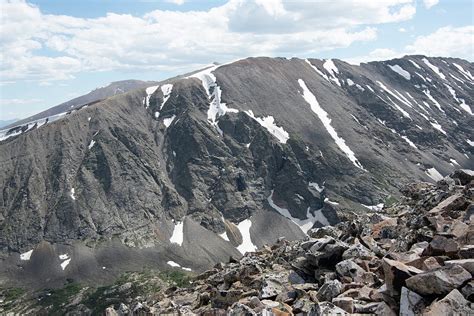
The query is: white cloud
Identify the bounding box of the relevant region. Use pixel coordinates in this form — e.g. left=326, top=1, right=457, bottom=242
left=399, top=27, right=407, bottom=32
left=165, top=0, right=185, bottom=5
left=0, top=0, right=419, bottom=82
left=406, top=25, right=473, bottom=59
left=1, top=98, right=43, bottom=105
left=423, top=0, right=439, bottom=9
left=344, top=25, right=473, bottom=64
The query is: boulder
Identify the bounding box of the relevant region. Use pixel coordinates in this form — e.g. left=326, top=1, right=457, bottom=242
left=423, top=289, right=473, bottom=316
left=316, top=279, right=342, bottom=302
left=405, top=265, right=472, bottom=296
left=444, top=259, right=474, bottom=274
left=399, top=287, right=425, bottom=316
left=429, top=194, right=466, bottom=215
left=335, top=259, right=365, bottom=280
left=422, top=235, right=459, bottom=257
left=332, top=297, right=354, bottom=313
left=382, top=258, right=423, bottom=294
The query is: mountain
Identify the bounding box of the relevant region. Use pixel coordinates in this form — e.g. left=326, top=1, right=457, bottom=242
left=3, top=169, right=473, bottom=314
left=0, top=119, right=18, bottom=129
left=1, top=80, right=157, bottom=131
left=0, top=55, right=472, bottom=288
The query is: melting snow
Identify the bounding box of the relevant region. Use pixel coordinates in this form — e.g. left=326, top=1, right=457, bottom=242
left=388, top=64, right=411, bottom=80
left=59, top=254, right=69, bottom=260
left=20, top=249, right=33, bottom=261
left=423, top=89, right=444, bottom=113
left=409, top=60, right=422, bottom=69
left=268, top=190, right=328, bottom=233
left=453, top=63, right=474, bottom=81
left=244, top=110, right=289, bottom=143
left=376, top=81, right=411, bottom=118
left=88, top=117, right=91, bottom=121
left=170, top=221, right=184, bottom=246
left=160, top=84, right=173, bottom=109
left=298, top=79, right=364, bottom=170
left=430, top=121, right=447, bottom=135
left=167, top=261, right=180, bottom=267
left=322, top=59, right=341, bottom=86
left=466, top=140, right=474, bottom=146
left=88, top=139, right=96, bottom=149
left=362, top=203, right=384, bottom=211
left=236, top=219, right=257, bottom=254
left=145, top=85, right=159, bottom=108
left=346, top=78, right=354, bottom=86
left=450, top=159, right=460, bottom=166
left=189, top=66, right=238, bottom=134
left=305, top=59, right=329, bottom=81
left=401, top=136, right=418, bottom=149
left=219, top=231, right=230, bottom=241
left=324, top=198, right=339, bottom=205
left=70, top=188, right=76, bottom=200
left=308, top=182, right=324, bottom=192
left=425, top=167, right=443, bottom=181
left=422, top=58, right=446, bottom=80
left=163, top=115, right=176, bottom=128
left=60, top=258, right=71, bottom=270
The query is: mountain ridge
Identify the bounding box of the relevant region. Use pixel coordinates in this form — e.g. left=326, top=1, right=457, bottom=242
left=0, top=54, right=472, bottom=288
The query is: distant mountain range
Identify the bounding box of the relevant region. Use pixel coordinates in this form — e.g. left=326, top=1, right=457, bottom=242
left=0, top=119, right=18, bottom=129
left=0, top=55, right=472, bottom=288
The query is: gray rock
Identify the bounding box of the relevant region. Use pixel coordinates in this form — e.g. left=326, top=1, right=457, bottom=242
left=423, top=289, right=474, bottom=316
left=406, top=265, right=472, bottom=296
left=399, top=286, right=425, bottom=316
left=316, top=279, right=342, bottom=302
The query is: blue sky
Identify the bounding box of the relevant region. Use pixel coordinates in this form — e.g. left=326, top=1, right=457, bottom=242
left=1, top=0, right=473, bottom=121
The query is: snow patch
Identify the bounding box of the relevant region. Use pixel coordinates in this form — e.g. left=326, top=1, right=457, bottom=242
left=430, top=121, right=447, bottom=135
left=423, top=89, right=444, bottom=113
left=167, top=261, right=180, bottom=267
left=160, top=84, right=173, bottom=109
left=70, top=188, right=76, bottom=200
left=422, top=58, right=446, bottom=80
left=170, top=221, right=184, bottom=246
left=236, top=219, right=257, bottom=254
left=376, top=81, right=411, bottom=118
left=409, top=60, right=422, bottom=69
left=322, top=59, right=341, bottom=86
left=298, top=79, right=364, bottom=170
left=219, top=231, right=230, bottom=241
left=425, top=167, right=443, bottom=181
left=244, top=110, right=289, bottom=144
left=60, top=258, right=71, bottom=270
left=163, top=115, right=176, bottom=128
left=324, top=197, right=339, bottom=205
left=450, top=159, right=460, bottom=166
left=401, top=136, right=418, bottom=149
left=388, top=64, right=411, bottom=80
left=362, top=203, right=384, bottom=212
left=145, top=85, right=159, bottom=108
left=308, top=182, right=324, bottom=193
left=20, top=249, right=33, bottom=261
left=59, top=254, right=69, bottom=260
left=88, top=139, right=96, bottom=149
left=305, top=59, right=329, bottom=81
left=189, top=66, right=238, bottom=134
left=453, top=63, right=474, bottom=81
left=268, top=190, right=328, bottom=233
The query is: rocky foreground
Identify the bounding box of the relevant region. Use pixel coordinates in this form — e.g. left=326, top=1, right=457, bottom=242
left=2, top=170, right=473, bottom=315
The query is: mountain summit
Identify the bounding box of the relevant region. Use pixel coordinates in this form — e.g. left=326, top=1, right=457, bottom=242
left=0, top=55, right=472, bottom=287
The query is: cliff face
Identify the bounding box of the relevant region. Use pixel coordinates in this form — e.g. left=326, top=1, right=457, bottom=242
left=0, top=55, right=472, bottom=286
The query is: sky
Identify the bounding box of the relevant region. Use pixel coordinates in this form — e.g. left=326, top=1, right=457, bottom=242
left=1, top=0, right=473, bottom=121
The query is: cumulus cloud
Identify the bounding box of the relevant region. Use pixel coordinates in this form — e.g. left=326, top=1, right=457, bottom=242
left=1, top=0, right=419, bottom=82
left=344, top=25, right=473, bottom=64
left=405, top=25, right=474, bottom=58
left=423, top=0, right=439, bottom=9
left=165, top=0, right=186, bottom=5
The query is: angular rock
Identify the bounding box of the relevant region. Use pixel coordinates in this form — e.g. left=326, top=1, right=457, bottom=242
left=382, top=258, right=423, bottom=294
left=399, top=286, right=425, bottom=316
left=332, top=297, right=354, bottom=313
left=422, top=235, right=459, bottom=257
left=316, top=279, right=342, bottom=302
left=445, top=259, right=474, bottom=274
left=405, top=265, right=472, bottom=296
left=423, top=289, right=473, bottom=316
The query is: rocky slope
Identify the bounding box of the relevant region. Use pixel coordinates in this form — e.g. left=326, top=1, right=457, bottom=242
left=2, top=169, right=472, bottom=315
left=0, top=55, right=473, bottom=287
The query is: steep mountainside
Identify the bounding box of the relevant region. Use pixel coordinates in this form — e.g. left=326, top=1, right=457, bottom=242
left=0, top=55, right=472, bottom=287
left=2, top=80, right=156, bottom=132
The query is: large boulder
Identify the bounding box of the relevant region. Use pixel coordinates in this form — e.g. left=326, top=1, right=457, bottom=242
left=405, top=265, right=472, bottom=296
